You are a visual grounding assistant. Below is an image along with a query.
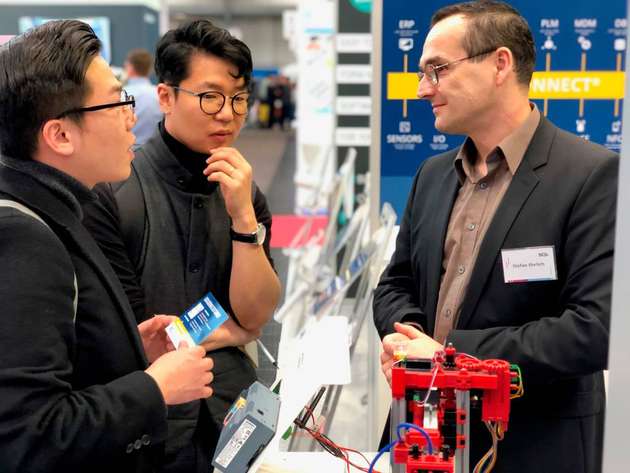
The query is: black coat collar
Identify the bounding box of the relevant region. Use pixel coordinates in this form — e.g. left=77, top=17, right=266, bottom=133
left=0, top=163, right=148, bottom=365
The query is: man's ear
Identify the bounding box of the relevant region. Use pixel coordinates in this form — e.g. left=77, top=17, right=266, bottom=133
left=157, top=83, right=174, bottom=114
left=495, top=47, right=514, bottom=86
left=40, top=119, right=76, bottom=157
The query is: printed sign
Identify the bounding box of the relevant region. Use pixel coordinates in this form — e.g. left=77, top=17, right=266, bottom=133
left=378, top=0, right=627, bottom=220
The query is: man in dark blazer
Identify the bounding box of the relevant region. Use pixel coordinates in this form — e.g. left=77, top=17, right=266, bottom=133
left=373, top=2, right=617, bottom=472
left=0, top=20, right=214, bottom=473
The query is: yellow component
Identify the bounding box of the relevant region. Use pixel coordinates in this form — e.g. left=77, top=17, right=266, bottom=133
left=387, top=72, right=420, bottom=100
left=393, top=348, right=407, bottom=362
left=235, top=397, right=247, bottom=409
left=529, top=71, right=625, bottom=99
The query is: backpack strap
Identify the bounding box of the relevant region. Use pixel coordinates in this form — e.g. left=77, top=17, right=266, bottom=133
left=0, top=199, right=78, bottom=322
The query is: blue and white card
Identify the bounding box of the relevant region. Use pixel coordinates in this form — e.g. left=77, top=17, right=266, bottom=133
left=165, top=292, right=229, bottom=348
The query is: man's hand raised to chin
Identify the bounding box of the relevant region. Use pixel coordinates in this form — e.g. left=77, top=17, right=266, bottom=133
left=203, top=147, right=256, bottom=231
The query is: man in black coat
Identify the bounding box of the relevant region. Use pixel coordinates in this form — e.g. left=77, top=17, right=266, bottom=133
left=81, top=20, right=281, bottom=473
left=373, top=2, right=616, bottom=472
left=0, top=20, right=214, bottom=473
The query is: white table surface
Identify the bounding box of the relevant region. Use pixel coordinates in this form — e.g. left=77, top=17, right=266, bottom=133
left=258, top=451, right=390, bottom=473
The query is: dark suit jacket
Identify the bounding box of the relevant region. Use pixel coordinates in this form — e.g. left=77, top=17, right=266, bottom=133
left=0, top=163, right=168, bottom=473
left=373, top=117, right=618, bottom=473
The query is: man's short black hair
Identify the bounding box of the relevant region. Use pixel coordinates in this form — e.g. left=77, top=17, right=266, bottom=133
left=0, top=20, right=101, bottom=160
left=155, top=19, right=253, bottom=90
left=431, top=0, right=536, bottom=86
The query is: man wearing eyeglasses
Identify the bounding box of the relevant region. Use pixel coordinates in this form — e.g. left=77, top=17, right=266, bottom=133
left=373, top=2, right=616, bottom=472
left=0, top=20, right=216, bottom=473
left=82, top=19, right=281, bottom=473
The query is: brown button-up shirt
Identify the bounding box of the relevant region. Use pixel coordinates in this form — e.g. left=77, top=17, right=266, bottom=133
left=433, top=105, right=541, bottom=344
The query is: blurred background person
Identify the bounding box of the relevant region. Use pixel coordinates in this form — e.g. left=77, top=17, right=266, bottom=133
left=124, top=48, right=162, bottom=145
left=266, top=74, right=292, bottom=130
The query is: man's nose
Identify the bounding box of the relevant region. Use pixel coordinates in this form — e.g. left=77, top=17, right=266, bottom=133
left=417, top=75, right=435, bottom=100
left=127, top=110, right=138, bottom=128
left=214, top=101, right=235, bottom=122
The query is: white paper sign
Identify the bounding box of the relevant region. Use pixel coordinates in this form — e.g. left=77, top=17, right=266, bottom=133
left=336, top=96, right=372, bottom=116
left=336, top=65, right=372, bottom=84
left=336, top=127, right=371, bottom=147
left=501, top=246, right=558, bottom=283
left=282, top=316, right=352, bottom=385
left=336, top=33, right=373, bottom=53
left=247, top=317, right=351, bottom=473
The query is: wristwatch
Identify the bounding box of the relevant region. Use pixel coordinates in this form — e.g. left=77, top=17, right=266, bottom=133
left=230, top=222, right=266, bottom=246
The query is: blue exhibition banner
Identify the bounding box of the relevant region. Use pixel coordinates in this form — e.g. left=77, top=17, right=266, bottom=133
left=380, top=0, right=627, bottom=220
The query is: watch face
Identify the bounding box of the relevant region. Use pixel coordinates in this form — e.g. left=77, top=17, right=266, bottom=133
left=255, top=222, right=267, bottom=245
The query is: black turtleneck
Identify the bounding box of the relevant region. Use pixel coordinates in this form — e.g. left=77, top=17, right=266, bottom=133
left=158, top=120, right=218, bottom=195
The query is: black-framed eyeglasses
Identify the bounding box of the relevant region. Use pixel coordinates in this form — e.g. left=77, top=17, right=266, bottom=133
left=56, top=89, right=135, bottom=118
left=171, top=86, right=250, bottom=116
left=418, top=48, right=497, bottom=86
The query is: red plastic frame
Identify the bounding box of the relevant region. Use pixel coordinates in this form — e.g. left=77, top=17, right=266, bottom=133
left=390, top=348, right=512, bottom=473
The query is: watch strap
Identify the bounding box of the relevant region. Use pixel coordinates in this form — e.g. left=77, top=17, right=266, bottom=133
left=230, top=226, right=258, bottom=243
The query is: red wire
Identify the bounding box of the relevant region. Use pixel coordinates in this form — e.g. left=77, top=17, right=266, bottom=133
left=302, top=404, right=317, bottom=425
left=339, top=446, right=371, bottom=466
left=301, top=425, right=381, bottom=473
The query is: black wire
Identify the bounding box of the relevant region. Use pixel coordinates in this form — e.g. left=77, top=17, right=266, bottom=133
left=317, top=432, right=344, bottom=457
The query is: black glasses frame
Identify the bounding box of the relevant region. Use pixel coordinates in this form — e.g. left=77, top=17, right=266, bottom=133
left=56, top=90, right=135, bottom=118
left=419, top=48, right=497, bottom=86
left=171, top=86, right=250, bottom=116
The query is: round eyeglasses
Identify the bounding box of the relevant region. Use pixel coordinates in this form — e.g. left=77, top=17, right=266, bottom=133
left=418, top=48, right=497, bottom=86
left=171, top=86, right=250, bottom=116
left=56, top=89, right=135, bottom=118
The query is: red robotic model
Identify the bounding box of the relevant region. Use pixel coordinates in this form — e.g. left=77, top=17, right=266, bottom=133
left=389, top=344, right=522, bottom=473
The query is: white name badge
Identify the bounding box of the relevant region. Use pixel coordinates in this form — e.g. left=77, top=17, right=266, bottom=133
left=501, top=246, right=557, bottom=283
